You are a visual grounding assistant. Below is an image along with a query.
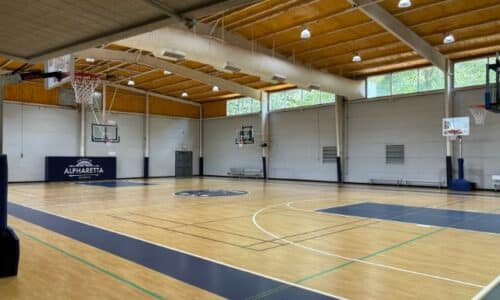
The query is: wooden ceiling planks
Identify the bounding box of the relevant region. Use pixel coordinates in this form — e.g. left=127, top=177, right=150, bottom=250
left=204, top=0, right=500, bottom=79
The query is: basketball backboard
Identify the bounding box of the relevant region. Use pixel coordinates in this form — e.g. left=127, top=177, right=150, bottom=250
left=45, top=54, right=74, bottom=89
left=442, top=117, right=470, bottom=137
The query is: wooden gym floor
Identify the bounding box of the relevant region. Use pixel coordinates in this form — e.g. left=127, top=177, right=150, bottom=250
left=1, top=177, right=499, bottom=299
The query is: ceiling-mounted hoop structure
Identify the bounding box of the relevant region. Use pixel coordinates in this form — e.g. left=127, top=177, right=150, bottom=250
left=470, top=104, right=487, bottom=126
left=71, top=72, right=100, bottom=104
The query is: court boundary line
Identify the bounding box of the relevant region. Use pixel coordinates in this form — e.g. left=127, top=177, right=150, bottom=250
left=13, top=227, right=165, bottom=300
left=252, top=201, right=485, bottom=289
left=9, top=201, right=345, bottom=300
left=473, top=275, right=500, bottom=300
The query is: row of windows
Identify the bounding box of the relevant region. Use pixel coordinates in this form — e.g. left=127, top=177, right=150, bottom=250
left=367, top=66, right=444, bottom=98
left=367, top=56, right=498, bottom=98
left=226, top=89, right=336, bottom=115
left=269, top=89, right=335, bottom=111
left=227, top=56, right=498, bottom=115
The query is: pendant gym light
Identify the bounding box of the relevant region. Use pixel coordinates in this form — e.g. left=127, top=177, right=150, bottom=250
left=181, top=91, right=188, bottom=97
left=398, top=0, right=411, bottom=8
left=443, top=33, right=455, bottom=44
left=163, top=70, right=172, bottom=75
left=300, top=27, right=311, bottom=39
left=127, top=80, right=135, bottom=86
left=212, top=85, right=219, bottom=92
left=352, top=52, right=362, bottom=63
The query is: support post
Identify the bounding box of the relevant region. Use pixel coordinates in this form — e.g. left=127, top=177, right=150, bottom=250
left=102, top=83, right=107, bottom=123
left=144, top=93, right=150, bottom=178
left=80, top=100, right=86, bottom=157
left=444, top=59, right=454, bottom=187
left=0, top=75, right=20, bottom=278
left=261, top=92, right=270, bottom=179
left=199, top=106, right=203, bottom=176
left=335, top=95, right=345, bottom=183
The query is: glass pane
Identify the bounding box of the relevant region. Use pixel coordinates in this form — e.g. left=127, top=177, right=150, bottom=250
left=287, top=89, right=302, bottom=108
left=321, top=91, right=335, bottom=104
left=226, top=98, right=260, bottom=115
left=367, top=74, right=391, bottom=98
left=270, top=91, right=288, bottom=110
left=302, top=89, right=322, bottom=106
left=392, top=69, right=418, bottom=95
left=418, top=66, right=444, bottom=92
left=455, top=57, right=488, bottom=88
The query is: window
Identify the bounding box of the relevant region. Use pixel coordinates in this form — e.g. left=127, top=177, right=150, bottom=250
left=270, top=89, right=335, bottom=111
left=367, top=74, right=391, bottom=98
left=418, top=66, right=444, bottom=92
left=367, top=66, right=444, bottom=98
left=226, top=97, right=260, bottom=116
left=392, top=69, right=418, bottom=95
left=454, top=56, right=497, bottom=88
left=385, top=144, right=405, bottom=164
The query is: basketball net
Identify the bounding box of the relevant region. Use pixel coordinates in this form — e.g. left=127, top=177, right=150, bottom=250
left=470, top=105, right=486, bottom=126
left=71, top=72, right=100, bottom=105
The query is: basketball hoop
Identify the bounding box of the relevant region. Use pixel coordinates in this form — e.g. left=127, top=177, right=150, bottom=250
left=447, top=129, right=463, bottom=141
left=71, top=72, right=100, bottom=104
left=470, top=104, right=486, bottom=125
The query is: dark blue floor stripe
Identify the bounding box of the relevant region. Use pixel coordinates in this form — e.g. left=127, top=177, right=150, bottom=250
left=77, top=181, right=154, bottom=188
left=8, top=202, right=334, bottom=299
left=319, top=202, right=500, bottom=234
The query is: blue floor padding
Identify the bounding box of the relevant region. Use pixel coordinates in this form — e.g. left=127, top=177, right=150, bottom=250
left=319, top=202, right=500, bottom=234
left=8, top=203, right=334, bottom=299
left=78, top=181, right=154, bottom=188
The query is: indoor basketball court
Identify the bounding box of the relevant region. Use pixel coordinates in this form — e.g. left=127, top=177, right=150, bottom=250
left=0, top=1, right=499, bottom=299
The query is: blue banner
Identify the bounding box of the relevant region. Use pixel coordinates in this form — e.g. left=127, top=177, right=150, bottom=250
left=45, top=156, right=116, bottom=182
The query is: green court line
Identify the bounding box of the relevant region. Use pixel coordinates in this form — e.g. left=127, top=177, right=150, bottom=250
left=295, top=227, right=447, bottom=284
left=14, top=227, right=165, bottom=300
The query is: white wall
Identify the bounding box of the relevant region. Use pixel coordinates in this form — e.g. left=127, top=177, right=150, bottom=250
left=150, top=116, right=200, bottom=177
left=203, top=114, right=262, bottom=176
left=269, top=105, right=337, bottom=181
left=3, top=103, right=79, bottom=182
left=2, top=102, right=201, bottom=181
left=345, top=93, right=446, bottom=184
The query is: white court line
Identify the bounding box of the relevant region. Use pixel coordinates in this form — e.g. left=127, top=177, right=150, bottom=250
left=252, top=201, right=485, bottom=289
left=472, top=275, right=500, bottom=300
left=10, top=201, right=345, bottom=300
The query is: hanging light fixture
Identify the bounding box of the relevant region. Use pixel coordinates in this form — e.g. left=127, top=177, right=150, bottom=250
left=127, top=80, right=135, bottom=86
left=398, top=0, right=411, bottom=8
left=163, top=70, right=172, bottom=75
left=181, top=91, right=188, bottom=97
left=212, top=85, right=220, bottom=92
left=85, top=57, right=95, bottom=63
left=300, top=27, right=311, bottom=39
left=352, top=52, right=362, bottom=63
left=443, top=33, right=455, bottom=44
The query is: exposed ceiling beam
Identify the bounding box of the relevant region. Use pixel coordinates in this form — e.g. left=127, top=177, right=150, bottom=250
left=105, top=82, right=200, bottom=107
left=117, top=26, right=365, bottom=99
left=348, top=0, right=447, bottom=71
left=76, top=48, right=263, bottom=100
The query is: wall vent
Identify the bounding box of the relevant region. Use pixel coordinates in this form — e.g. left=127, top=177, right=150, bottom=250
left=386, top=144, right=405, bottom=164
left=322, top=146, right=337, bottom=163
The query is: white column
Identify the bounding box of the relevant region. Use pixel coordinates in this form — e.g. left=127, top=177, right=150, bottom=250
left=144, top=93, right=150, bottom=158
left=102, top=83, right=107, bottom=123
left=261, top=92, right=270, bottom=179
left=445, top=59, right=454, bottom=156
left=80, top=101, right=86, bottom=156
left=335, top=95, right=345, bottom=182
